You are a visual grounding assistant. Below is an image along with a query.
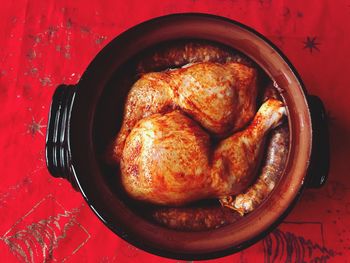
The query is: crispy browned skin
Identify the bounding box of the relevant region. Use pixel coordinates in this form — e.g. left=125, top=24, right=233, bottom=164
left=136, top=41, right=253, bottom=73
left=112, top=62, right=257, bottom=163
left=121, top=99, right=285, bottom=206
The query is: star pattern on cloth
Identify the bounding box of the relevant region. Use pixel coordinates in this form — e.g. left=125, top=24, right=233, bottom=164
left=303, top=36, right=320, bottom=53
left=27, top=117, right=46, bottom=137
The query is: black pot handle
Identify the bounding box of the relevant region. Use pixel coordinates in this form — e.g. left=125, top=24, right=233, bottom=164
left=45, top=84, right=79, bottom=190
left=305, top=95, right=330, bottom=188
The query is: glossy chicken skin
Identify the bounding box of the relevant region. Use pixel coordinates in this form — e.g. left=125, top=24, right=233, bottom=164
left=121, top=99, right=285, bottom=206
left=112, top=62, right=257, bottom=162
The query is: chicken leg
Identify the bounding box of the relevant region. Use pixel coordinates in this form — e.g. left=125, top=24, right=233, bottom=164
left=121, top=99, right=285, bottom=206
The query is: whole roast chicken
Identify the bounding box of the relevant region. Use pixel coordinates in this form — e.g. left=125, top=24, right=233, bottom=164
left=110, top=61, right=286, bottom=207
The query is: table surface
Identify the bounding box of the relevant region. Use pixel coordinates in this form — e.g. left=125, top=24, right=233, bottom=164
left=0, top=0, right=349, bottom=262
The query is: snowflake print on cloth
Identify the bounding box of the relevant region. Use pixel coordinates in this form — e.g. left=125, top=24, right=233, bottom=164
left=26, top=117, right=46, bottom=137
left=303, top=36, right=320, bottom=53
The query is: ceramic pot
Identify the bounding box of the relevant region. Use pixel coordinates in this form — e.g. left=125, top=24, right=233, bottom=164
left=45, top=14, right=329, bottom=260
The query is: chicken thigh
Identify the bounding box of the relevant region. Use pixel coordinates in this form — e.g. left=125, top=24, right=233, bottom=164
left=111, top=62, right=257, bottom=162
left=121, top=99, right=285, bottom=206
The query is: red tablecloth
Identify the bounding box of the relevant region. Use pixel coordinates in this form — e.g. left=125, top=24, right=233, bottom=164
left=1, top=0, right=349, bottom=262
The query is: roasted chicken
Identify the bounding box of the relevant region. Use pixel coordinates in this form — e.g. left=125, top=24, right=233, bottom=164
left=121, top=99, right=285, bottom=206
left=111, top=62, right=257, bottom=162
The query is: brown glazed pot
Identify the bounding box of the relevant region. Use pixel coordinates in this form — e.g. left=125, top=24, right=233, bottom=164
left=45, top=14, right=329, bottom=260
